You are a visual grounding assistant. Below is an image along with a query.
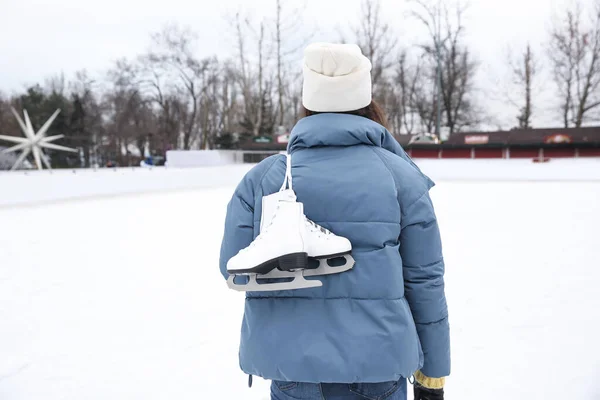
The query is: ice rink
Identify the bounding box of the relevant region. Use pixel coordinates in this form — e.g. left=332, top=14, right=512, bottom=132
left=1, top=159, right=600, bottom=399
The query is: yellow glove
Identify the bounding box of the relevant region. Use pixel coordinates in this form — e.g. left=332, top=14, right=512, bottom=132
left=414, top=370, right=445, bottom=390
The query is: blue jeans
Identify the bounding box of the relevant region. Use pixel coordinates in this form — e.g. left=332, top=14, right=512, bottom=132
left=270, top=379, right=406, bottom=400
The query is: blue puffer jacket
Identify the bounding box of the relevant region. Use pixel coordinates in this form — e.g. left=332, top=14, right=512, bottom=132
left=219, top=113, right=450, bottom=383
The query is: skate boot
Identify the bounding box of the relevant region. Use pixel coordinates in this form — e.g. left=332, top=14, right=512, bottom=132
left=260, top=188, right=355, bottom=272
left=301, top=218, right=355, bottom=278
left=226, top=199, right=323, bottom=292
left=248, top=217, right=355, bottom=283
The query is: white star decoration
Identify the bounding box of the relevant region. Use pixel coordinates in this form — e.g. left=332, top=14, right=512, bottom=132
left=0, top=107, right=77, bottom=170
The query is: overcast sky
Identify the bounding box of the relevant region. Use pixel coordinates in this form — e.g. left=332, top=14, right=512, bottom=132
left=0, top=0, right=577, bottom=129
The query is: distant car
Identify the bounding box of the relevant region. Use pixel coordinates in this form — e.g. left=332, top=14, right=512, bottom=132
left=152, top=155, right=166, bottom=166
left=408, top=133, right=440, bottom=145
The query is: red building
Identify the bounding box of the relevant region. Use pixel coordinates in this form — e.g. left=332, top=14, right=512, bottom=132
left=400, top=127, right=600, bottom=159
left=239, top=127, right=600, bottom=161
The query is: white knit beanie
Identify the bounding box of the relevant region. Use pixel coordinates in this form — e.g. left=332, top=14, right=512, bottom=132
left=302, top=42, right=373, bottom=113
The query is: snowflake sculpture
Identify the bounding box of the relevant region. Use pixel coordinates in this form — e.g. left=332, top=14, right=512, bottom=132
left=0, top=107, right=77, bottom=170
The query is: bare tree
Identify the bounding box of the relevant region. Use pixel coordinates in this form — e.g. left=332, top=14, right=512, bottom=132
left=272, top=0, right=312, bottom=127
left=195, top=59, right=222, bottom=149
left=336, top=0, right=399, bottom=131
left=211, top=64, right=239, bottom=146
left=549, top=0, right=600, bottom=128
left=69, top=70, right=104, bottom=166
left=350, top=0, right=398, bottom=89
left=0, top=92, right=17, bottom=137
left=137, top=52, right=182, bottom=153
left=275, top=0, right=285, bottom=126
left=234, top=12, right=269, bottom=136
left=412, top=63, right=438, bottom=133
left=146, top=24, right=216, bottom=149
left=411, top=0, right=479, bottom=134
left=44, top=72, right=67, bottom=96
left=105, top=59, right=156, bottom=165
left=508, top=44, right=538, bottom=129
left=393, top=52, right=423, bottom=134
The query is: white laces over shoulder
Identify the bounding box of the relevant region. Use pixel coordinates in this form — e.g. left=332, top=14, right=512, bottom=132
left=279, top=153, right=293, bottom=192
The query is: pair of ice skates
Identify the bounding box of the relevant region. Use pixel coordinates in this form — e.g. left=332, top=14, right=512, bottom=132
left=226, top=155, right=355, bottom=292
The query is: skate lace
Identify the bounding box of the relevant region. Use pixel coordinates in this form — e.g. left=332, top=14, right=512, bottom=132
left=306, top=219, right=331, bottom=239
left=240, top=207, right=332, bottom=255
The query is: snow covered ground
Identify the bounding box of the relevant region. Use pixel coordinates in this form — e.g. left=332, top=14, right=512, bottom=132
left=1, top=159, right=600, bottom=399
left=0, top=165, right=254, bottom=208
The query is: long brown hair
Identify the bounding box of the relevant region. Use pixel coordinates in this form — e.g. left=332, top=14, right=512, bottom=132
left=301, top=100, right=389, bottom=130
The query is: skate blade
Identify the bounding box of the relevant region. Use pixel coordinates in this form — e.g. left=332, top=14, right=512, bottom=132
left=226, top=254, right=355, bottom=292
left=227, top=272, right=322, bottom=292
left=303, top=254, right=355, bottom=277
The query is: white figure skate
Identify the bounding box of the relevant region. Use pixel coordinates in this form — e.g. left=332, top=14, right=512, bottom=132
left=226, top=198, right=355, bottom=292
left=226, top=154, right=355, bottom=292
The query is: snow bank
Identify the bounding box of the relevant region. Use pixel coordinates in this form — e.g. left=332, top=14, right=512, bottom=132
left=0, top=165, right=253, bottom=208
left=166, top=150, right=250, bottom=167
left=413, top=158, right=600, bottom=182
left=1, top=158, right=599, bottom=208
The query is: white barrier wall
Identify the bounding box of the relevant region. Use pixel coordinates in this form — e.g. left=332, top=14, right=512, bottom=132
left=166, top=150, right=286, bottom=167
left=166, top=150, right=242, bottom=167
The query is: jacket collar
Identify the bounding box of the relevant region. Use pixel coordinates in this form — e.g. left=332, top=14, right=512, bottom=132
left=288, top=113, right=394, bottom=152
left=286, top=113, right=434, bottom=188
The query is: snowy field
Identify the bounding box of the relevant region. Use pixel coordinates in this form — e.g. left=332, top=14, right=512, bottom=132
left=1, top=159, right=600, bottom=399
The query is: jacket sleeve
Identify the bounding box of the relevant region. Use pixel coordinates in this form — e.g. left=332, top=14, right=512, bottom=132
left=400, top=190, right=450, bottom=379
left=218, top=189, right=255, bottom=280
left=219, top=156, right=281, bottom=280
